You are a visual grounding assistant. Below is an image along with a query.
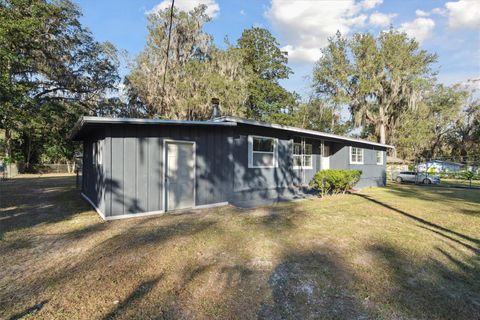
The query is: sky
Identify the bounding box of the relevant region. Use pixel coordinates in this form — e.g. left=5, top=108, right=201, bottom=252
left=76, top=0, right=480, bottom=98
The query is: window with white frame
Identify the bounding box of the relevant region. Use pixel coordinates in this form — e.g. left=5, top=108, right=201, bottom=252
left=376, top=150, right=383, bottom=165
left=293, top=142, right=313, bottom=169
left=350, top=147, right=363, bottom=164
left=293, top=143, right=302, bottom=168
left=248, top=136, right=277, bottom=168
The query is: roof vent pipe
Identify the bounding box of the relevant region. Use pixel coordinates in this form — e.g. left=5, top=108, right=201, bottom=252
left=211, top=98, right=220, bottom=119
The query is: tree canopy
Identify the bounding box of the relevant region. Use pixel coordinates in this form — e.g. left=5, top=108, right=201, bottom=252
left=238, top=27, right=296, bottom=122
left=0, top=2, right=478, bottom=167
left=0, top=0, right=119, bottom=165
left=126, top=5, right=248, bottom=120
left=313, top=30, right=437, bottom=145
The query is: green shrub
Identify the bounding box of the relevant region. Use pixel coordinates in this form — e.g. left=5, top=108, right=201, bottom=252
left=460, top=170, right=475, bottom=180
left=310, top=169, right=362, bottom=196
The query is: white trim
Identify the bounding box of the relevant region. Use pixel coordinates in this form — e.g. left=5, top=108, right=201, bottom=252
left=71, top=116, right=237, bottom=139
left=105, top=210, right=165, bottom=221
left=292, top=156, right=303, bottom=170
left=303, top=155, right=313, bottom=169
left=349, top=146, right=364, bottom=165
left=194, top=202, right=229, bottom=210
left=248, top=135, right=278, bottom=168
left=376, top=150, right=383, bottom=165
left=81, top=192, right=106, bottom=220
left=292, top=142, right=313, bottom=170
left=105, top=202, right=229, bottom=220
left=82, top=191, right=227, bottom=220
left=163, top=139, right=197, bottom=212
left=108, top=202, right=228, bottom=220
left=320, top=140, right=330, bottom=170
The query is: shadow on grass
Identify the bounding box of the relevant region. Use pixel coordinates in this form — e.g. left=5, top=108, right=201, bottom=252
left=7, top=300, right=49, bottom=320
left=366, top=242, right=480, bottom=319
left=386, top=183, right=480, bottom=208
left=103, top=275, right=163, bottom=320
left=354, top=193, right=480, bottom=248
left=258, top=251, right=376, bottom=320
left=0, top=176, right=91, bottom=239
left=0, top=216, right=217, bottom=317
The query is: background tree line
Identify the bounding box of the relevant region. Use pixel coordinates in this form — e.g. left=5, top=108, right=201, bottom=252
left=1, top=1, right=478, bottom=169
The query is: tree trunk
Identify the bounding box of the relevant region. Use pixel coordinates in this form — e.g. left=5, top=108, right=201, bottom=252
left=5, top=128, right=11, bottom=159
left=379, top=107, right=386, bottom=144
left=26, top=135, right=32, bottom=170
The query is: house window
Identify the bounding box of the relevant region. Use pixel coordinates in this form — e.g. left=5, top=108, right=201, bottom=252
left=376, top=150, right=383, bottom=165
left=248, top=135, right=277, bottom=168
left=350, top=147, right=363, bottom=164
left=293, top=142, right=313, bottom=169
left=293, top=143, right=302, bottom=168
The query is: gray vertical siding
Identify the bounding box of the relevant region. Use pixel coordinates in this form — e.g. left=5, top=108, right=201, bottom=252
left=100, top=125, right=231, bottom=217
left=82, top=131, right=106, bottom=214
left=329, top=143, right=386, bottom=187
left=82, top=122, right=388, bottom=218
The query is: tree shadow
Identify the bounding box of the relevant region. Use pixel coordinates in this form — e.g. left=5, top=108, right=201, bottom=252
left=0, top=216, right=217, bottom=317
left=0, top=176, right=92, bottom=239
left=365, top=242, right=480, bottom=319
left=354, top=193, right=480, bottom=247
left=386, top=183, right=480, bottom=206
left=7, top=300, right=49, bottom=320
left=258, top=251, right=376, bottom=320
left=102, top=275, right=163, bottom=320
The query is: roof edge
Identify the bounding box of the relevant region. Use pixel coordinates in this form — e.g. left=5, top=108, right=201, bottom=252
left=215, top=116, right=394, bottom=149
left=70, top=116, right=238, bottom=140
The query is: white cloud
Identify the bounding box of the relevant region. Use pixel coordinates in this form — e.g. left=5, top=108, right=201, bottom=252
left=147, top=0, right=220, bottom=18
left=282, top=45, right=322, bottom=63
left=431, top=7, right=447, bottom=16
left=460, top=78, right=480, bottom=91
left=445, top=0, right=480, bottom=29
left=399, top=18, right=435, bottom=43
left=369, top=12, right=397, bottom=27
left=360, top=0, right=383, bottom=10
left=415, top=9, right=430, bottom=17
left=240, top=9, right=245, bottom=16
left=266, top=0, right=385, bottom=63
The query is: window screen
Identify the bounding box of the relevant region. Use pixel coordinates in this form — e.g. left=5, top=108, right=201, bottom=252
left=350, top=147, right=363, bottom=164
left=249, top=136, right=277, bottom=168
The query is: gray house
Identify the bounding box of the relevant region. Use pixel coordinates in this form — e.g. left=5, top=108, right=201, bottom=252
left=71, top=115, right=393, bottom=220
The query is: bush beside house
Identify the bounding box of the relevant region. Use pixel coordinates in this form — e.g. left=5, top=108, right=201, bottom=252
left=310, top=169, right=362, bottom=197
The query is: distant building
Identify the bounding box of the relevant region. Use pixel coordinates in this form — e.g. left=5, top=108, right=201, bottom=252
left=416, top=160, right=464, bottom=173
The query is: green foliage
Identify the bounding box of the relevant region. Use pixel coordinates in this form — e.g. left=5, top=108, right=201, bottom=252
left=313, top=30, right=437, bottom=144
left=295, top=99, right=351, bottom=134
left=238, top=27, right=297, bottom=122
left=127, top=5, right=248, bottom=119
left=427, top=167, right=437, bottom=174
left=0, top=0, right=119, bottom=164
left=310, top=169, right=362, bottom=196
left=238, top=27, right=291, bottom=81
left=460, top=170, right=475, bottom=181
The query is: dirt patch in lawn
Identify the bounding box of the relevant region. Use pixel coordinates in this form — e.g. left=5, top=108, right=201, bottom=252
left=1, top=174, right=479, bottom=319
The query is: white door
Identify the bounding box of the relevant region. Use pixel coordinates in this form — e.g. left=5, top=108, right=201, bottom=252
left=321, top=142, right=330, bottom=170
left=165, top=142, right=195, bottom=211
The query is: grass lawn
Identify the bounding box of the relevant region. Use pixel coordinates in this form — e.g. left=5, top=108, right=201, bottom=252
left=440, top=178, right=480, bottom=188
left=1, top=175, right=479, bottom=319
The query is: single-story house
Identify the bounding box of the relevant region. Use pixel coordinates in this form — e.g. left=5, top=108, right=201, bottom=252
left=71, top=115, right=393, bottom=220
left=416, top=160, right=464, bottom=173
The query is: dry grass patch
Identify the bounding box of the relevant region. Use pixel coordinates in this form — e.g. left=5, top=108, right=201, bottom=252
left=0, top=174, right=479, bottom=319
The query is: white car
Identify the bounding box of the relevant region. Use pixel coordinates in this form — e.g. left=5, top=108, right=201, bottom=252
left=394, top=171, right=440, bottom=184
